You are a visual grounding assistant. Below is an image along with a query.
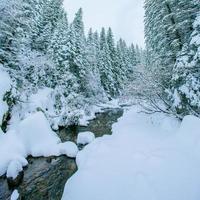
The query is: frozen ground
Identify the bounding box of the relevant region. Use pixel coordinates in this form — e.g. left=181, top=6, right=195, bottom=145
left=62, top=106, right=200, bottom=200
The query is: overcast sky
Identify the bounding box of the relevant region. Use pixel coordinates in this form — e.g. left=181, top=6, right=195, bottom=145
left=63, top=0, right=145, bottom=48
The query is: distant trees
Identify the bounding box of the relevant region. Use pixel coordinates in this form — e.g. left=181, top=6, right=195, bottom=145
left=0, top=0, right=140, bottom=126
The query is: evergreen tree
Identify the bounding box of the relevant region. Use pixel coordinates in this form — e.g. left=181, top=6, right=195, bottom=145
left=144, top=0, right=200, bottom=116
left=85, top=28, right=107, bottom=101
left=98, top=28, right=115, bottom=98
left=168, top=12, right=200, bottom=117
left=129, top=44, right=137, bottom=67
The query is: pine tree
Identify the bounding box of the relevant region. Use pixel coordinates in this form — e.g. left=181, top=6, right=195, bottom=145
left=98, top=28, right=115, bottom=98
left=106, top=27, right=120, bottom=96
left=168, top=12, right=200, bottom=117
left=85, top=28, right=107, bottom=101
left=144, top=0, right=200, bottom=116
left=33, top=0, right=64, bottom=52
left=129, top=44, right=137, bottom=67
left=48, top=10, right=69, bottom=88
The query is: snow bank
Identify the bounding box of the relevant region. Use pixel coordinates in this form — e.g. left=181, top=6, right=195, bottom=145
left=58, top=142, right=79, bottom=158
left=17, top=112, right=61, bottom=157
left=62, top=106, right=200, bottom=200
left=0, top=131, right=26, bottom=176
left=177, top=115, right=200, bottom=152
left=77, top=132, right=95, bottom=145
left=0, top=112, right=78, bottom=177
left=0, top=66, right=11, bottom=128
left=12, top=87, right=117, bottom=129
left=178, top=115, right=200, bottom=136
left=7, top=160, right=24, bottom=179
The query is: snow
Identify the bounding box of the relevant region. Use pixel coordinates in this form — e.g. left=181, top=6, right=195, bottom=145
left=0, top=111, right=78, bottom=177
left=58, top=142, right=79, bottom=158
left=78, top=100, right=120, bottom=126
left=10, top=189, right=19, bottom=200
left=17, top=112, right=61, bottom=157
left=0, top=66, right=11, bottom=127
left=62, top=106, right=200, bottom=200
left=6, top=160, right=23, bottom=179
left=77, top=132, right=95, bottom=145
left=9, top=88, right=57, bottom=131
left=0, top=131, right=26, bottom=176
left=29, top=88, right=54, bottom=114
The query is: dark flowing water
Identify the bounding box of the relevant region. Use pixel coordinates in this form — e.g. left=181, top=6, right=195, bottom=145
left=0, top=108, right=123, bottom=200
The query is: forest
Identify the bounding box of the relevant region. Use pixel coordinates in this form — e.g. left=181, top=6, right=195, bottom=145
left=0, top=0, right=142, bottom=129
left=0, top=0, right=200, bottom=200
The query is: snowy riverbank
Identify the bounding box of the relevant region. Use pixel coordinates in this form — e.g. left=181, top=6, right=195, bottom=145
left=62, top=106, right=200, bottom=200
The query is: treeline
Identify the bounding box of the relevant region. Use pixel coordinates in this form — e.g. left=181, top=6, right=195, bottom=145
left=141, top=0, right=200, bottom=118
left=0, top=0, right=142, bottom=126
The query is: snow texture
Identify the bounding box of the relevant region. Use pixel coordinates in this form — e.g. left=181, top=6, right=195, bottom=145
left=58, top=142, right=79, bottom=158
left=62, top=106, right=200, bottom=200
left=10, top=189, right=19, bottom=200
left=7, top=160, right=24, bottom=179
left=0, top=66, right=11, bottom=127
left=77, top=132, right=95, bottom=145
left=0, top=112, right=78, bottom=177
left=16, top=112, right=61, bottom=157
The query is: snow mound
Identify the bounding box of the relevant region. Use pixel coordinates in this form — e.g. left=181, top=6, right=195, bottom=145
left=177, top=115, right=200, bottom=150
left=6, top=160, right=23, bottom=179
left=0, top=112, right=78, bottom=177
left=59, top=142, right=78, bottom=158
left=17, top=112, right=61, bottom=157
left=62, top=106, right=200, bottom=200
left=0, top=66, right=11, bottom=127
left=10, top=189, right=19, bottom=200
left=0, top=131, right=26, bottom=176
left=77, top=132, right=95, bottom=145
left=179, top=115, right=200, bottom=136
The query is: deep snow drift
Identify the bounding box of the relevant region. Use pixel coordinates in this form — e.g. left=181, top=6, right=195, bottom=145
left=0, top=112, right=78, bottom=178
left=62, top=106, right=200, bottom=200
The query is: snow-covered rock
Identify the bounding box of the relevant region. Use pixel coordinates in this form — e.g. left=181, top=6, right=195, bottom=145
left=10, top=189, right=19, bottom=200
left=0, top=131, right=26, bottom=176
left=77, top=132, right=95, bottom=145
left=59, top=142, right=78, bottom=158
left=0, top=111, right=78, bottom=177
left=6, top=160, right=23, bottom=179
left=17, top=112, right=61, bottom=157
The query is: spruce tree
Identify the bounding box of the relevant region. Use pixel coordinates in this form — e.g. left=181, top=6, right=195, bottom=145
left=98, top=28, right=115, bottom=98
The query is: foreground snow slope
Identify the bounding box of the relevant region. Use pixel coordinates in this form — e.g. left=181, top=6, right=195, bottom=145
left=62, top=106, right=200, bottom=200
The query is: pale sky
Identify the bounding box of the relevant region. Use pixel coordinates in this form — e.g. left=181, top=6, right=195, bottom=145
left=63, top=0, right=145, bottom=48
